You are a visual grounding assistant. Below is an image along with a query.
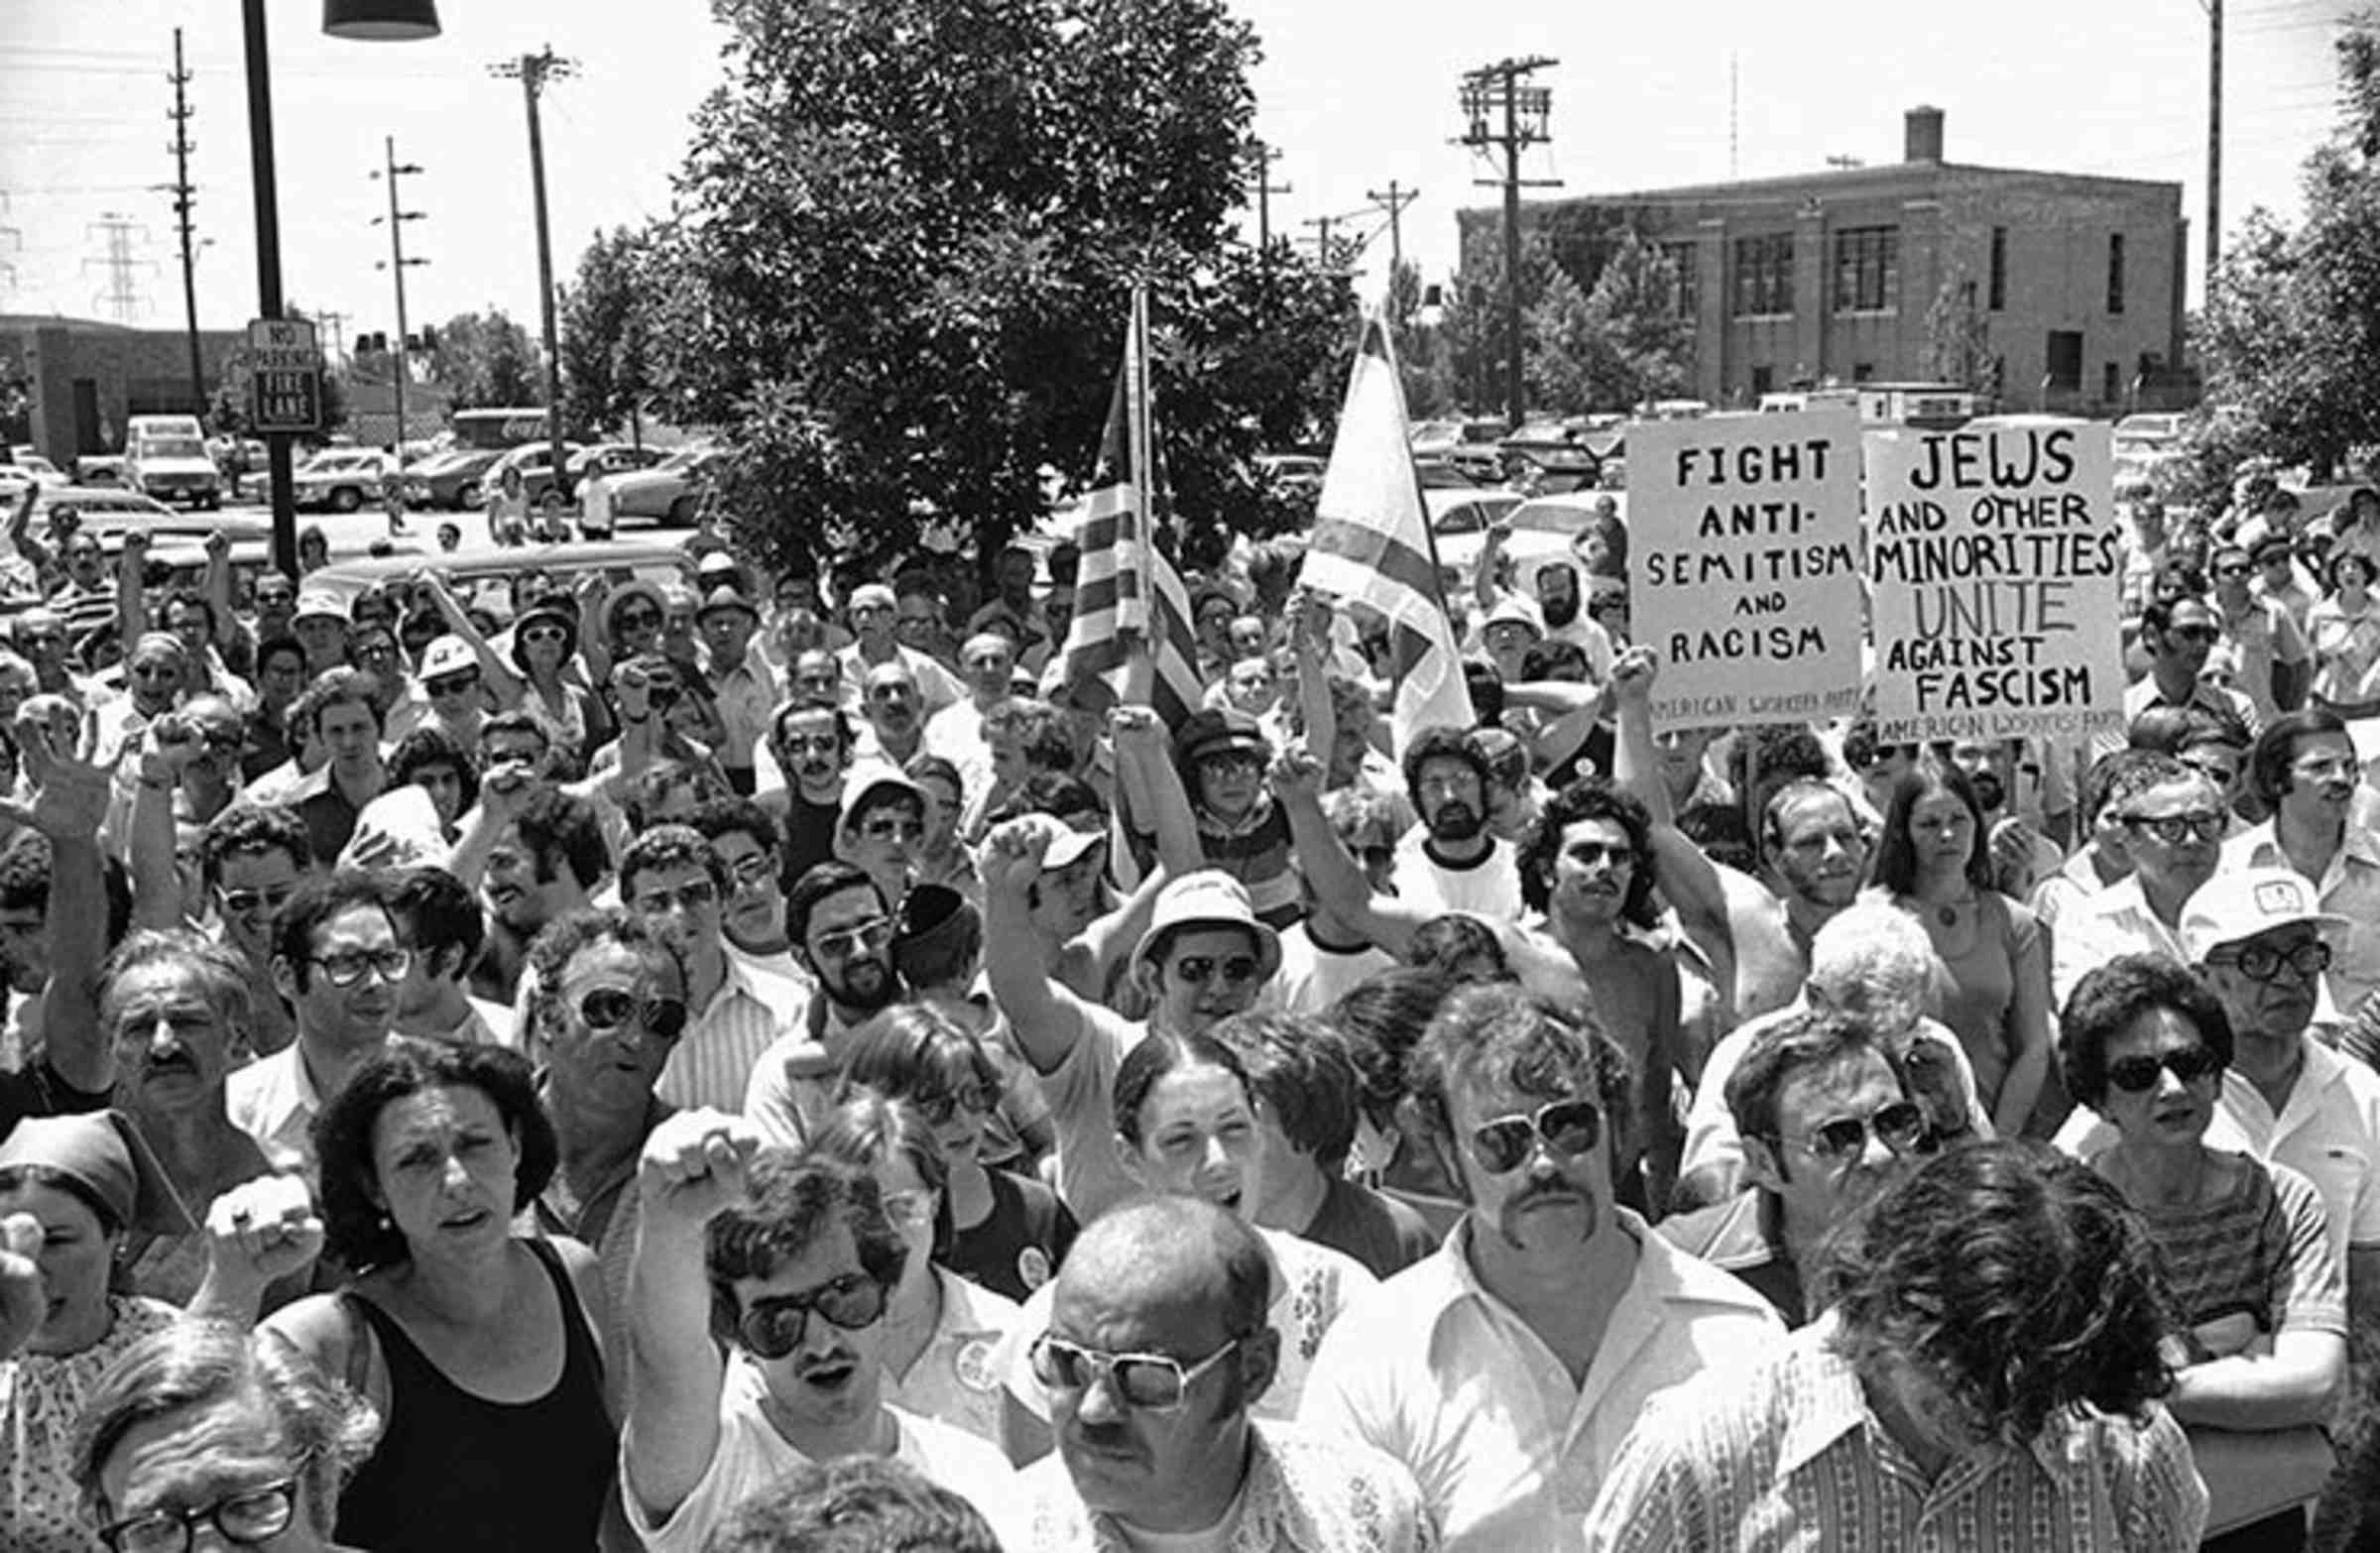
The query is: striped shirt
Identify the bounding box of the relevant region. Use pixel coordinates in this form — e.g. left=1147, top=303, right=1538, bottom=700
left=654, top=948, right=807, bottom=1113
left=1582, top=1314, right=2207, bottom=1552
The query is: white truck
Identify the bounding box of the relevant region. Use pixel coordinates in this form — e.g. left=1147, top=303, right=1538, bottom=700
left=123, top=415, right=223, bottom=509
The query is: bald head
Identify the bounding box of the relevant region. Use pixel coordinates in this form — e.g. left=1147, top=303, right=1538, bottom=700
left=1056, top=1197, right=1269, bottom=1342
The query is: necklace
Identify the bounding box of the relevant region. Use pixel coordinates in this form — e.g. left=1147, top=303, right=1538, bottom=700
left=1933, top=892, right=1973, bottom=928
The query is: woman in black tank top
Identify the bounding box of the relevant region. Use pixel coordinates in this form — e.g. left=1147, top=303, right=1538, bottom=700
left=263, top=1041, right=620, bottom=1552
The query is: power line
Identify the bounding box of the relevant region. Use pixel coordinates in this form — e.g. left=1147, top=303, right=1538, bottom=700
left=1460, top=56, right=1560, bottom=425
left=1366, top=179, right=1419, bottom=270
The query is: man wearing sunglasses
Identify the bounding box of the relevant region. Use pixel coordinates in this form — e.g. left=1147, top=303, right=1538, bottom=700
left=2051, top=754, right=2226, bottom=1010
left=1662, top=1012, right=1930, bottom=1329
left=194, top=806, right=309, bottom=1055
left=2101, top=596, right=2263, bottom=764
left=624, top=1119, right=1020, bottom=1553
left=622, top=825, right=802, bottom=1114
left=1301, top=983, right=1781, bottom=1552
left=1020, top=1196, right=1431, bottom=1549
left=834, top=765, right=926, bottom=913
left=230, top=874, right=407, bottom=1176
left=2222, top=709, right=2380, bottom=1021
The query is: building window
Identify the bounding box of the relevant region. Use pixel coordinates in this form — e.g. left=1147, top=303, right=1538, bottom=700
left=1988, top=226, right=2008, bottom=311
left=2046, top=330, right=2083, bottom=393
left=1660, top=241, right=1699, bottom=319
left=2106, top=233, right=2126, bottom=315
left=1853, top=362, right=1875, bottom=383
left=1750, top=365, right=1774, bottom=398
left=1831, top=226, right=1901, bottom=313
left=2103, top=362, right=2121, bottom=404
left=1731, top=234, right=1794, bottom=318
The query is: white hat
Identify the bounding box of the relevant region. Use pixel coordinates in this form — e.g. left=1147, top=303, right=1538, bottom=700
left=418, top=635, right=477, bottom=681
left=1130, top=871, right=1281, bottom=981
left=2180, top=868, right=2349, bottom=963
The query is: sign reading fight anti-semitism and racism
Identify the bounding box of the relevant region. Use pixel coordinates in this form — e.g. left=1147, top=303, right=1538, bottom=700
left=1864, top=420, right=2124, bottom=744
left=1627, top=409, right=1866, bottom=732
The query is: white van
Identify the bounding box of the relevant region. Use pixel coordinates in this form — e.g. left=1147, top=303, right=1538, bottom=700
left=124, top=415, right=222, bottom=509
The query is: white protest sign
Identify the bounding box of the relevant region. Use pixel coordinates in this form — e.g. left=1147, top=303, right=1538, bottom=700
left=1864, top=420, right=2123, bottom=743
left=1627, top=410, right=1866, bottom=731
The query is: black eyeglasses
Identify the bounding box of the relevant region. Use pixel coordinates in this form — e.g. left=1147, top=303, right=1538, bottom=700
left=1469, top=1098, right=1603, bottom=1174
left=738, top=1272, right=890, bottom=1359
left=1796, top=1100, right=1930, bottom=1161
left=216, top=883, right=296, bottom=918
left=632, top=880, right=719, bottom=914
left=1029, top=1332, right=1241, bottom=1412
left=97, top=1457, right=312, bottom=1553
left=2121, top=810, right=2227, bottom=846
left=2167, top=623, right=2221, bottom=645
left=576, top=987, right=688, bottom=1043
left=2106, top=1045, right=2225, bottom=1094
left=1170, top=954, right=1259, bottom=988
left=616, top=608, right=661, bottom=631
left=309, top=947, right=412, bottom=987
left=426, top=673, right=480, bottom=697
left=2207, top=939, right=2331, bottom=984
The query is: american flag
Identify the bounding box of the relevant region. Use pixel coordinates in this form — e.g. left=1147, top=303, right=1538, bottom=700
left=1059, top=286, right=1203, bottom=728
left=1298, top=304, right=1475, bottom=755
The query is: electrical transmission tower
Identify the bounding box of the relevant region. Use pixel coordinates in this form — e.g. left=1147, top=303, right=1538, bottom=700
left=83, top=212, right=157, bottom=325
left=1459, top=56, right=1559, bottom=425
left=372, top=137, right=428, bottom=456
left=162, top=28, right=205, bottom=411
left=0, top=194, right=21, bottom=299
left=489, top=45, right=575, bottom=496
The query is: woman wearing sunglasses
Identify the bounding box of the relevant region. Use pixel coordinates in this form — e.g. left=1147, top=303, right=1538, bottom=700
left=2061, top=954, right=2346, bottom=1545
left=991, top=1029, right=1375, bottom=1467
left=264, top=1040, right=622, bottom=1553
left=807, top=1093, right=1022, bottom=1447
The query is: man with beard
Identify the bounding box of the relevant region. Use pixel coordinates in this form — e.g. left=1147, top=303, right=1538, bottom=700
left=840, top=582, right=963, bottom=715
left=1391, top=726, right=1521, bottom=918
left=1300, top=984, right=1781, bottom=1552
left=624, top=1122, right=1021, bottom=1553
left=1531, top=557, right=1616, bottom=681
left=986, top=823, right=1280, bottom=1221
left=1020, top=1197, right=1432, bottom=1550
left=766, top=702, right=857, bottom=883
left=227, top=872, right=408, bottom=1176
left=459, top=777, right=606, bottom=1003
left=623, top=823, right=803, bottom=1114
left=860, top=661, right=926, bottom=768
left=738, top=861, right=906, bottom=1148
left=2051, top=754, right=2226, bottom=1008
left=2223, top=709, right=2380, bottom=1020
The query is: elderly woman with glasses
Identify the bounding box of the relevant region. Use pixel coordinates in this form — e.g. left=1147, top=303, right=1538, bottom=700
left=263, top=1040, right=621, bottom=1553
left=2061, top=952, right=2345, bottom=1543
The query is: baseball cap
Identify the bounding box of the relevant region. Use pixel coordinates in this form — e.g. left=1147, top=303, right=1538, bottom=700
left=838, top=762, right=925, bottom=832
left=2180, top=867, right=2349, bottom=962
left=1130, top=871, right=1281, bottom=981
left=1173, top=707, right=1268, bottom=767
left=294, top=589, right=347, bottom=626
left=1483, top=595, right=1544, bottom=637
left=418, top=635, right=477, bottom=681
left=849, top=583, right=897, bottom=614
left=1040, top=823, right=1106, bottom=872
left=698, top=584, right=758, bottom=621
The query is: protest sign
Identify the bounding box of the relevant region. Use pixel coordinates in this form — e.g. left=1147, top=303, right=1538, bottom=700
left=1865, top=420, right=2123, bottom=743
left=1628, top=410, right=1866, bottom=731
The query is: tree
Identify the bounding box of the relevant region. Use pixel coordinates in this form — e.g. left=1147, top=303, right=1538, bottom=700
left=646, top=0, right=1353, bottom=585
left=1521, top=232, right=1688, bottom=415
left=426, top=309, right=544, bottom=410
left=560, top=225, right=656, bottom=443
left=1923, top=270, right=1998, bottom=397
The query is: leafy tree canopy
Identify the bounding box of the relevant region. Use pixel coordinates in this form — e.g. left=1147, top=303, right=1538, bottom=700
left=559, top=226, right=656, bottom=443
left=426, top=308, right=545, bottom=411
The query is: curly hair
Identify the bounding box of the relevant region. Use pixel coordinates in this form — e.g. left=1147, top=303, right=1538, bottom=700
left=2078, top=749, right=2178, bottom=829
left=313, top=1038, right=557, bottom=1272
left=1405, top=981, right=1633, bottom=1162
left=1515, top=776, right=1660, bottom=927
left=520, top=907, right=685, bottom=1060
left=1209, top=1010, right=1362, bottom=1171
left=707, top=1150, right=907, bottom=1346
left=833, top=1002, right=1003, bottom=1122
left=700, top=1455, right=1001, bottom=1553
left=269, top=872, right=395, bottom=993
left=1400, top=726, right=1490, bottom=808
left=388, top=725, right=480, bottom=814
left=1111, top=1030, right=1256, bottom=1148
left=1403, top=914, right=1509, bottom=981
left=75, top=1320, right=381, bottom=1537
left=1723, top=1009, right=1897, bottom=1145
left=1819, top=1139, right=2176, bottom=1446
left=1328, top=967, right=1460, bottom=1125
left=97, top=929, right=258, bottom=1058
left=1725, top=723, right=1832, bottom=817
left=807, top=1092, right=953, bottom=1258
left=1870, top=759, right=1995, bottom=897
left=2058, top=953, right=2234, bottom=1111
left=511, top=784, right=607, bottom=891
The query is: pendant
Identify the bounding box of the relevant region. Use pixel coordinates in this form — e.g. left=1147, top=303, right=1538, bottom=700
left=1938, top=901, right=1959, bottom=927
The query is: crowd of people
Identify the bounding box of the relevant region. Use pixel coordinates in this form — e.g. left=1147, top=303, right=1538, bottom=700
left=0, top=462, right=2377, bottom=1552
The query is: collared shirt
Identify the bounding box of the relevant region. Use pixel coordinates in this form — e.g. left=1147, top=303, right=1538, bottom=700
left=1581, top=1313, right=2207, bottom=1552
left=883, top=1268, right=1023, bottom=1447
left=1015, top=1423, right=1438, bottom=1553
left=289, top=762, right=380, bottom=867
left=225, top=1042, right=332, bottom=1178
left=2222, top=819, right=2380, bottom=1021
left=1298, top=1213, right=1785, bottom=1553
left=2050, top=876, right=2191, bottom=1011
left=2057, top=1035, right=2380, bottom=1260
left=2207, top=591, right=2312, bottom=727
left=655, top=948, right=806, bottom=1113
left=837, top=641, right=964, bottom=716
left=1655, top=1191, right=1806, bottom=1327
left=710, top=651, right=782, bottom=774
left=2092, top=676, right=2261, bottom=763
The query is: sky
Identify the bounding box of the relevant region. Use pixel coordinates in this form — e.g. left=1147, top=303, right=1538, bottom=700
left=0, top=0, right=2357, bottom=355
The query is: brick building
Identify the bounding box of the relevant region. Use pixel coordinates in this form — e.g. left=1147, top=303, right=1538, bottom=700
left=1465, top=107, right=2192, bottom=415
left=1, top=314, right=247, bottom=464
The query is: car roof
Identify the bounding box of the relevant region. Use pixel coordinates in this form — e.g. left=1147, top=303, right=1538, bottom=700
left=308, top=538, right=693, bottom=603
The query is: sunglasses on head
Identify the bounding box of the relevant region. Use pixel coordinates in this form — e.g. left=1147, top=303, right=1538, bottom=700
left=1169, top=954, right=1259, bottom=988
left=738, top=1272, right=889, bottom=1359
left=575, top=987, right=688, bottom=1043
left=1469, top=1098, right=1603, bottom=1175
left=1028, top=1332, right=1241, bottom=1412
left=2106, top=1045, right=2224, bottom=1094
left=1795, top=1100, right=1929, bottom=1161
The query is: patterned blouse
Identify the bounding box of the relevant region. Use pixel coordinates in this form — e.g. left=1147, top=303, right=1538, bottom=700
left=0, top=1297, right=181, bottom=1553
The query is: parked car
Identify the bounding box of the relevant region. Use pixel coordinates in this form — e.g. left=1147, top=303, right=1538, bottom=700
left=404, top=446, right=507, bottom=511
left=2, top=449, right=72, bottom=493
left=569, top=442, right=669, bottom=482
left=26, top=485, right=269, bottom=547
left=1425, top=489, right=1525, bottom=577
left=293, top=449, right=394, bottom=513
left=1496, top=436, right=1603, bottom=495
left=604, top=443, right=728, bottom=528
left=484, top=440, right=587, bottom=514
left=1496, top=492, right=1627, bottom=575
left=123, top=416, right=222, bottom=509
left=73, top=454, right=127, bottom=487
left=308, top=537, right=692, bottom=612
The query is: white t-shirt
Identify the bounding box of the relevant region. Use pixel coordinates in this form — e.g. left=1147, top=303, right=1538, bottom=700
left=1259, top=923, right=1398, bottom=1018
left=1390, top=831, right=1522, bottom=921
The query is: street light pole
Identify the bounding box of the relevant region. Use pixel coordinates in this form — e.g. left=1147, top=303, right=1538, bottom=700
left=239, top=0, right=298, bottom=578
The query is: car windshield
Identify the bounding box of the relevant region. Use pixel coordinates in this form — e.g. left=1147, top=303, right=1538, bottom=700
left=139, top=436, right=207, bottom=459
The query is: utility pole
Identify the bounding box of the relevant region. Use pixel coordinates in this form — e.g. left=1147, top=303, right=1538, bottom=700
left=1302, top=213, right=1337, bottom=269
left=1460, top=56, right=1560, bottom=428
left=164, top=29, right=205, bottom=415
left=82, top=212, right=155, bottom=326
left=1366, top=180, right=1418, bottom=271
left=372, top=137, right=427, bottom=460
left=1246, top=140, right=1290, bottom=257
left=490, top=45, right=574, bottom=503
left=2206, top=0, right=2222, bottom=295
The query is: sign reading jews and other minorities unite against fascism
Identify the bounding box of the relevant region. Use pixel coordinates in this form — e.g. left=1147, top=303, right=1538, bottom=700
left=1864, top=421, right=2123, bottom=744
left=1628, top=410, right=1866, bottom=732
